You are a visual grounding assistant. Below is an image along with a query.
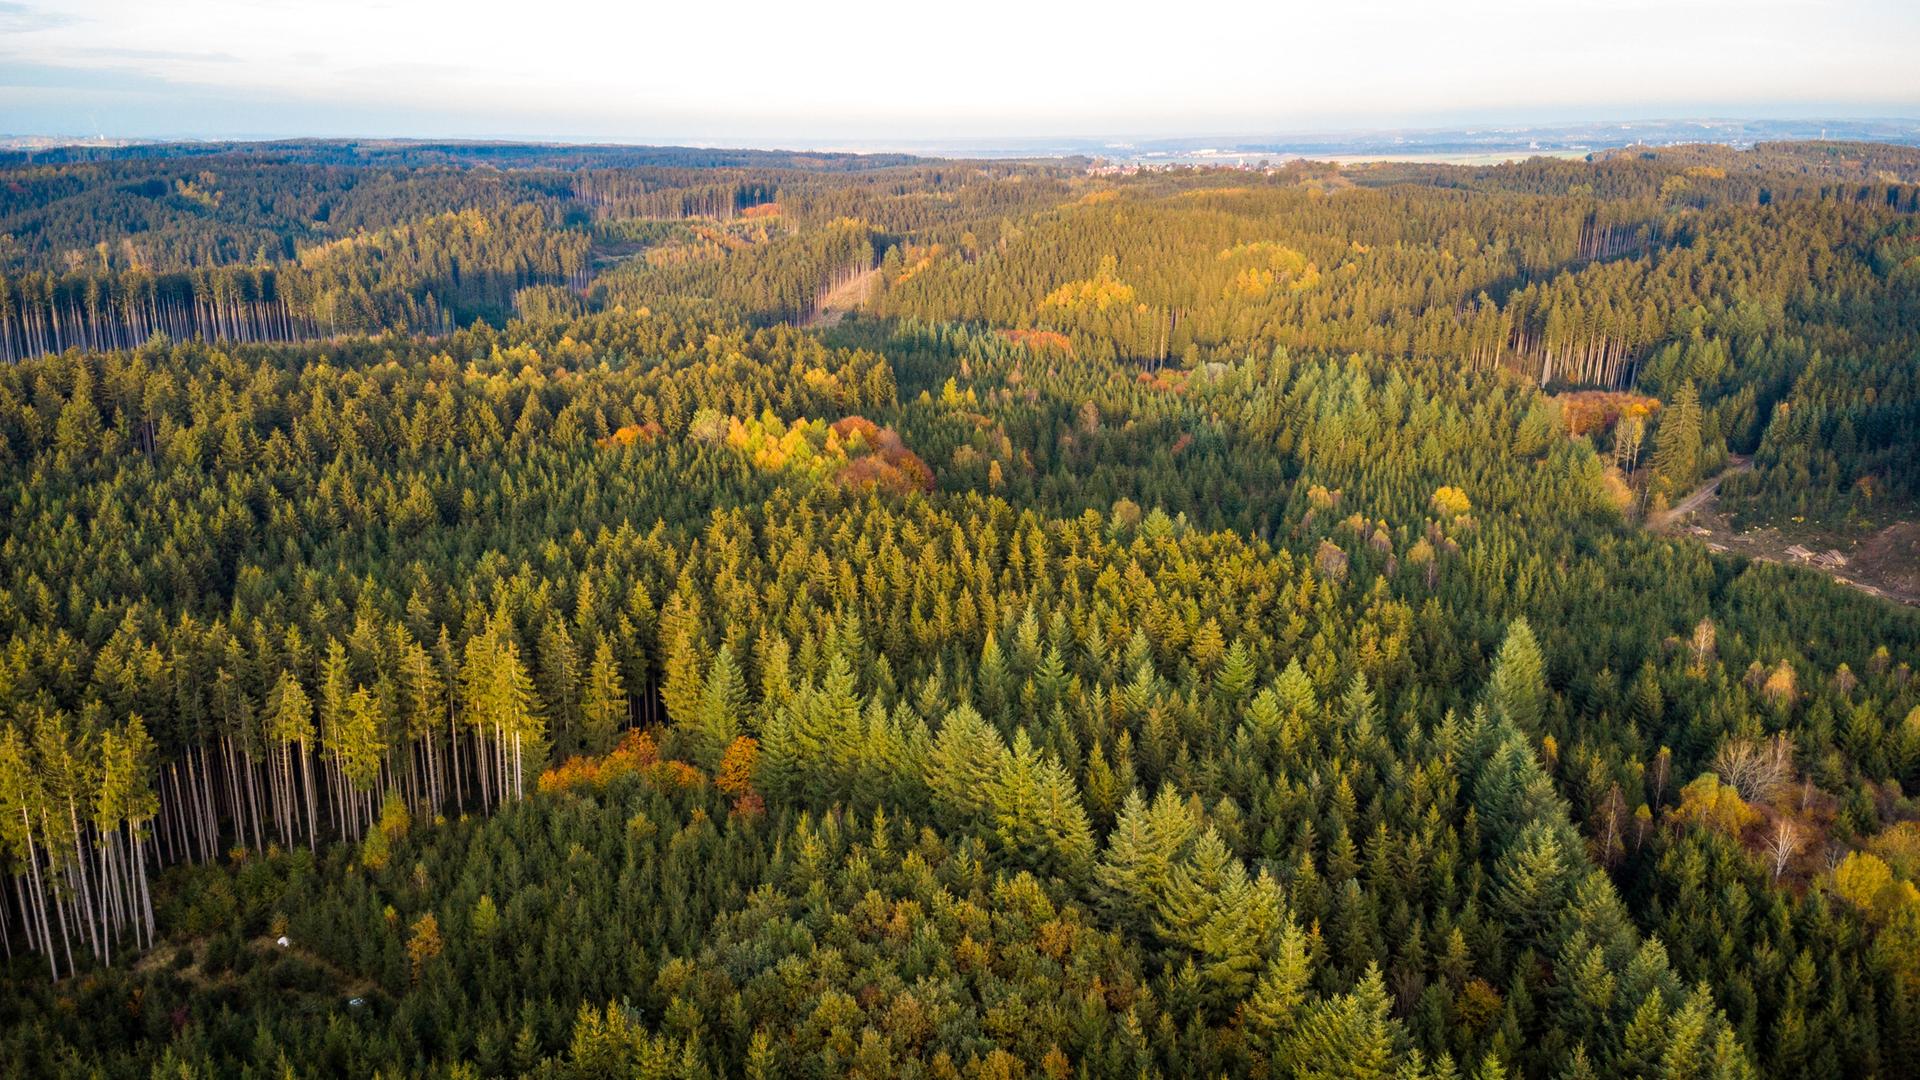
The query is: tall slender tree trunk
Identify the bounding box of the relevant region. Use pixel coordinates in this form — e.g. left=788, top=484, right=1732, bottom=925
left=67, top=799, right=101, bottom=961
left=21, top=819, right=56, bottom=979
left=301, top=740, right=318, bottom=852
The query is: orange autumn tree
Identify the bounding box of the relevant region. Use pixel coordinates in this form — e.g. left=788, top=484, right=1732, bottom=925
left=537, top=730, right=660, bottom=794
left=999, top=328, right=1074, bottom=355
left=715, top=736, right=758, bottom=799
left=596, top=421, right=664, bottom=448
left=715, top=411, right=931, bottom=496
left=715, top=735, right=764, bottom=818
left=1556, top=391, right=1660, bottom=438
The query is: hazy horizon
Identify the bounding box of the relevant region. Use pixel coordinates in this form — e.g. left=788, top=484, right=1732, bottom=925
left=7, top=114, right=1920, bottom=145
left=4, top=0, right=1917, bottom=145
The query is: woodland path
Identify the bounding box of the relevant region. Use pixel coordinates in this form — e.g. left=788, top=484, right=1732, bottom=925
left=1649, top=455, right=1752, bottom=531
left=1651, top=455, right=1919, bottom=606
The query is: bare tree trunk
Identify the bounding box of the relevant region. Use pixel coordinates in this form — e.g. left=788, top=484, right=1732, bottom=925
left=67, top=799, right=101, bottom=961
left=21, top=820, right=57, bottom=979
left=301, top=740, right=318, bottom=852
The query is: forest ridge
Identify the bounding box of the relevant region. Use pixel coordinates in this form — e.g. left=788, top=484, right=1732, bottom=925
left=0, top=138, right=1915, bottom=1079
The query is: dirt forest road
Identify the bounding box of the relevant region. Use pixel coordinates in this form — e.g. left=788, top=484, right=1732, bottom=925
left=1649, top=455, right=1752, bottom=531
left=1650, top=456, right=1920, bottom=607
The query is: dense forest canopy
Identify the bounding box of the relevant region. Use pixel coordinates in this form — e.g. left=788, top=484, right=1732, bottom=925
left=0, top=138, right=1917, bottom=1079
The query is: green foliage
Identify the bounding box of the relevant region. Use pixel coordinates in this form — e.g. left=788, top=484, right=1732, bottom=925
left=0, top=144, right=1916, bottom=1078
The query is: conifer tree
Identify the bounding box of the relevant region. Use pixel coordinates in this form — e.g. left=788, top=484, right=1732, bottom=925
left=580, top=640, right=628, bottom=755
left=1490, top=618, right=1548, bottom=733
left=1653, top=380, right=1703, bottom=491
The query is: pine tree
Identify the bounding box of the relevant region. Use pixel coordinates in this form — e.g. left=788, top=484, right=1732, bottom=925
left=1275, top=964, right=1399, bottom=1080
left=493, top=637, right=543, bottom=801
left=1242, top=921, right=1313, bottom=1044
left=537, top=616, right=581, bottom=752
left=1653, top=380, right=1703, bottom=491
left=661, top=625, right=707, bottom=730
left=1216, top=639, right=1258, bottom=706
left=1489, top=618, right=1547, bottom=733
left=925, top=705, right=1003, bottom=830
left=1096, top=785, right=1200, bottom=938
left=988, top=729, right=1094, bottom=880
left=1493, top=821, right=1575, bottom=950
left=685, top=645, right=746, bottom=769
left=336, top=687, right=388, bottom=835
left=581, top=640, right=627, bottom=755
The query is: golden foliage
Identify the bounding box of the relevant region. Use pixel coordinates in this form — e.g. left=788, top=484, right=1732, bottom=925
left=407, top=912, right=443, bottom=983
left=1455, top=978, right=1504, bottom=1034
left=1216, top=241, right=1319, bottom=296
left=1833, top=852, right=1914, bottom=921
left=361, top=793, right=412, bottom=870
left=1135, top=368, right=1190, bottom=394
left=537, top=730, right=661, bottom=794
left=1670, top=773, right=1759, bottom=837
left=1041, top=256, right=1137, bottom=312
left=1599, top=467, right=1634, bottom=510
left=1431, top=486, right=1472, bottom=518
left=718, top=411, right=933, bottom=497
left=1313, top=540, right=1349, bottom=583
left=1176, top=186, right=1255, bottom=200
left=715, top=735, right=759, bottom=799
left=1868, top=822, right=1920, bottom=882
left=1761, top=661, right=1798, bottom=709
left=893, top=243, right=944, bottom=285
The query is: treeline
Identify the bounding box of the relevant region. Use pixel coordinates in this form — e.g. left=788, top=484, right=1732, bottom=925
left=0, top=157, right=574, bottom=274
left=0, top=146, right=1077, bottom=363
left=1364, top=145, right=1920, bottom=210
left=0, top=205, right=592, bottom=359
left=870, top=182, right=1673, bottom=373
left=596, top=219, right=877, bottom=324
left=872, top=181, right=1912, bottom=387
left=0, top=148, right=1046, bottom=279
left=0, top=140, right=929, bottom=172
left=571, top=170, right=779, bottom=220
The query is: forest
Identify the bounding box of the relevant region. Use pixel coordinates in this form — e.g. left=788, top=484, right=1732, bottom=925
left=0, top=138, right=1916, bottom=1079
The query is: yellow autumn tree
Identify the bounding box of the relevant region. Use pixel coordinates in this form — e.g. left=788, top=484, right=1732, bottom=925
left=1432, top=486, right=1472, bottom=518
left=1041, top=255, right=1137, bottom=312
left=408, top=912, right=443, bottom=983
left=1833, top=853, right=1911, bottom=921
left=1670, top=773, right=1758, bottom=837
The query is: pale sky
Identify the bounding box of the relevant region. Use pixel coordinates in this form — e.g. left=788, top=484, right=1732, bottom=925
left=2, top=0, right=1916, bottom=143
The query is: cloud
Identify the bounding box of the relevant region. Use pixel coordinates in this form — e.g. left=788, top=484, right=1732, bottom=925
left=2, top=0, right=1916, bottom=141
left=0, top=60, right=180, bottom=93
left=67, top=46, right=240, bottom=64
left=0, top=1, right=78, bottom=30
